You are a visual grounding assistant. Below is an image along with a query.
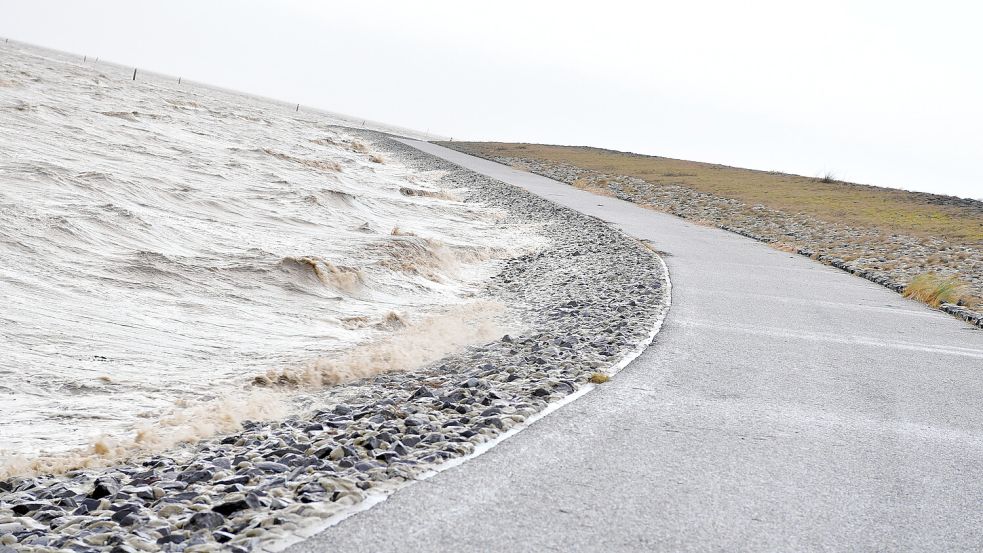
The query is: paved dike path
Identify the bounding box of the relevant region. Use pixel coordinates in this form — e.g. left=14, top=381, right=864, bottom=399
left=291, top=140, right=983, bottom=552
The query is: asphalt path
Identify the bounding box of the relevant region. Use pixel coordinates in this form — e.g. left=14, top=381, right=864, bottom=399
left=289, top=140, right=983, bottom=552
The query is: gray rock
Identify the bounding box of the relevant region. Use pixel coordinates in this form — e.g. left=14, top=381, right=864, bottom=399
left=354, top=461, right=380, bottom=472
left=409, top=386, right=434, bottom=400
left=88, top=477, right=119, bottom=500
left=186, top=511, right=224, bottom=530
left=254, top=461, right=289, bottom=473
left=177, top=469, right=213, bottom=484
left=403, top=415, right=428, bottom=427
left=213, top=493, right=261, bottom=516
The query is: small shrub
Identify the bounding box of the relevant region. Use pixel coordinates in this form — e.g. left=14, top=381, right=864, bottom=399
left=571, top=177, right=615, bottom=198
left=903, top=273, right=977, bottom=308
left=770, top=242, right=800, bottom=254
left=819, top=171, right=836, bottom=184
left=589, top=372, right=610, bottom=384
left=572, top=177, right=591, bottom=190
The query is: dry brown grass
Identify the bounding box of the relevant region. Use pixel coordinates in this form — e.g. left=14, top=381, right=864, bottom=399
left=770, top=242, right=801, bottom=254
left=903, top=273, right=977, bottom=308
left=442, top=142, right=983, bottom=243
left=572, top=177, right=616, bottom=198
left=589, top=372, right=610, bottom=384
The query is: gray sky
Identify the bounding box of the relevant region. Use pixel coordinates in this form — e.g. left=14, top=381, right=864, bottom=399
left=3, top=0, right=981, bottom=199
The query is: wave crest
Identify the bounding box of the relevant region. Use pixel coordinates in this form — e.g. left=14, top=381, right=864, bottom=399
left=280, top=256, right=364, bottom=293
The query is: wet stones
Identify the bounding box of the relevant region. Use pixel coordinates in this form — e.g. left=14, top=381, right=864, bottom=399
left=88, top=477, right=119, bottom=500
left=213, top=494, right=261, bottom=516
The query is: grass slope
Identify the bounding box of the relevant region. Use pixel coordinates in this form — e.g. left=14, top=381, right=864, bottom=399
left=442, top=142, right=983, bottom=243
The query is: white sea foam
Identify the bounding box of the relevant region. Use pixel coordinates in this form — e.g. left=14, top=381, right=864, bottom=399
left=0, top=42, right=542, bottom=474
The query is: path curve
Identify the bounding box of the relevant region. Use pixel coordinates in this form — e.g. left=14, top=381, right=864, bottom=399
left=289, top=140, right=983, bottom=552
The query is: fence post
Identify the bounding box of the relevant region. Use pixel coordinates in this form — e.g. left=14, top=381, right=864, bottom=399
left=295, top=103, right=299, bottom=112
left=178, top=77, right=182, bottom=84
left=83, top=55, right=86, bottom=62
left=132, top=68, right=137, bottom=81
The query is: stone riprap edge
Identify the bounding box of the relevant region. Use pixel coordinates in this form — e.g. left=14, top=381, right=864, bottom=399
left=0, top=132, right=671, bottom=552
left=273, top=179, right=674, bottom=550
left=276, top=253, right=670, bottom=551
left=447, top=146, right=983, bottom=329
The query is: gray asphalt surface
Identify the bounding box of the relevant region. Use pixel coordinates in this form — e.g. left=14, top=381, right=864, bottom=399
left=289, top=140, right=983, bottom=552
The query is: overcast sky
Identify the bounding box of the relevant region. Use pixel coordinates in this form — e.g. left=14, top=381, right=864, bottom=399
left=3, top=0, right=981, bottom=199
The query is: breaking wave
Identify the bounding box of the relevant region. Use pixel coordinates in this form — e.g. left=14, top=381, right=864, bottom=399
left=280, top=255, right=365, bottom=293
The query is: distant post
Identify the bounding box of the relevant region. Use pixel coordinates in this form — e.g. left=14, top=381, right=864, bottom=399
left=178, top=77, right=182, bottom=84
left=295, top=104, right=299, bottom=112
left=132, top=68, right=137, bottom=81
left=83, top=55, right=87, bottom=62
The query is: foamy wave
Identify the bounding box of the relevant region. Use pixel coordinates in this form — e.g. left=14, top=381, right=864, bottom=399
left=0, top=301, right=504, bottom=479
left=373, top=236, right=459, bottom=280
left=0, top=390, right=287, bottom=479
left=254, top=301, right=505, bottom=387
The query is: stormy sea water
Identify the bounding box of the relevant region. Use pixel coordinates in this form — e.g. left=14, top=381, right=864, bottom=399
left=0, top=41, right=540, bottom=476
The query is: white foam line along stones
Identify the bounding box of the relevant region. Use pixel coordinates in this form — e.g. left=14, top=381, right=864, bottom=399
left=0, top=132, right=670, bottom=552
